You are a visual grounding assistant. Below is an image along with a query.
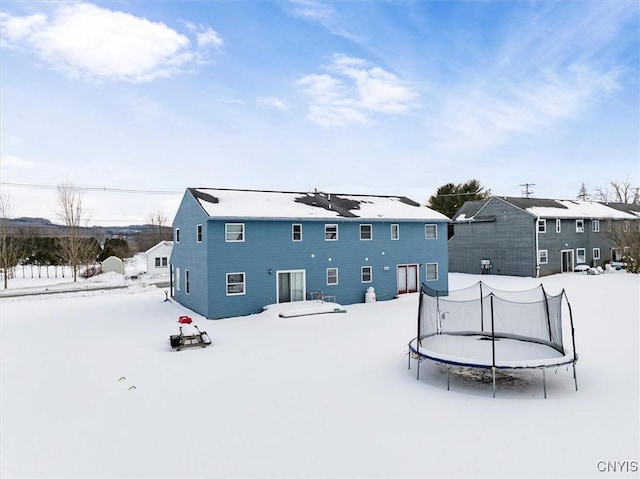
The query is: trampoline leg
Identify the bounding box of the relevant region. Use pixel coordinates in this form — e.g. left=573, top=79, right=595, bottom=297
left=573, top=363, right=578, bottom=391
left=416, top=358, right=420, bottom=380
left=542, top=368, right=547, bottom=399
left=492, top=367, right=496, bottom=398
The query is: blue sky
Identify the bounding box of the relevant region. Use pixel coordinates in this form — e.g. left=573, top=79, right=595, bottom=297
left=1, top=0, right=638, bottom=225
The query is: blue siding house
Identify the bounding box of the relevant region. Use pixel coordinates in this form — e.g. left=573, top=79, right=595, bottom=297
left=170, top=188, right=450, bottom=319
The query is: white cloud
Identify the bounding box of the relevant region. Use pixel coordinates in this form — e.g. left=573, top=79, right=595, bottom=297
left=0, top=153, right=35, bottom=169
left=0, top=3, right=223, bottom=83
left=257, top=97, right=289, bottom=110
left=297, top=54, right=419, bottom=126
left=288, top=0, right=335, bottom=22
left=184, top=20, right=224, bottom=49
left=285, top=1, right=365, bottom=44
left=430, top=63, right=622, bottom=153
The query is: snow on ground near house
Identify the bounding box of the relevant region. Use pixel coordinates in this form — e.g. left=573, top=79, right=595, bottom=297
left=1, top=272, right=638, bottom=478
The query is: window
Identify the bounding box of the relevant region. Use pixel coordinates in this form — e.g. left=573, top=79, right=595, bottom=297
left=624, top=221, right=630, bottom=232
left=576, top=219, right=584, bottom=233
left=538, top=250, right=548, bottom=264
left=326, top=268, right=338, bottom=285
left=197, top=224, right=203, bottom=243
left=391, top=224, right=399, bottom=240
left=175, top=228, right=180, bottom=243
left=426, top=263, right=438, bottom=281
left=361, top=266, right=372, bottom=283
left=155, top=257, right=168, bottom=267
left=175, top=268, right=180, bottom=291
left=226, top=272, right=245, bottom=295
left=360, top=224, right=372, bottom=240
left=592, top=220, right=600, bottom=232
left=292, top=224, right=302, bottom=241
left=425, top=224, right=437, bottom=239
left=593, top=248, right=600, bottom=260
left=577, top=248, right=586, bottom=264
left=185, top=270, right=190, bottom=294
left=538, top=219, right=546, bottom=233
left=556, top=219, right=561, bottom=233
left=226, top=223, right=245, bottom=242
left=325, top=224, right=338, bottom=241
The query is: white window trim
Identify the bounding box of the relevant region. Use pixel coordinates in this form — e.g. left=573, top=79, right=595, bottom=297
left=425, top=262, right=438, bottom=281
left=185, top=269, right=190, bottom=294
left=361, top=266, right=372, bottom=283
left=593, top=248, right=600, bottom=260
left=175, top=228, right=180, bottom=243
left=175, top=267, right=180, bottom=292
left=226, top=272, right=246, bottom=296
left=577, top=248, right=586, bottom=264
left=391, top=224, right=399, bottom=240
left=576, top=219, right=584, bottom=233
left=360, top=224, right=373, bottom=241
left=196, top=224, right=203, bottom=243
left=556, top=219, right=561, bottom=233
left=425, top=224, right=437, bottom=240
left=225, top=223, right=245, bottom=242
left=325, top=224, right=339, bottom=241
left=292, top=223, right=302, bottom=242
left=326, top=267, right=338, bottom=285
left=592, top=219, right=600, bottom=232
left=538, top=250, right=548, bottom=265
left=538, top=219, right=547, bottom=233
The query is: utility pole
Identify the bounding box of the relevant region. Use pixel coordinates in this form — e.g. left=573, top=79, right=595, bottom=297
left=520, top=183, right=535, bottom=198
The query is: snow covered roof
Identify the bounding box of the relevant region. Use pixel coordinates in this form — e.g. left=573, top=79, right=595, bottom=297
left=188, top=188, right=449, bottom=221
left=526, top=199, right=638, bottom=219
left=456, top=196, right=639, bottom=221
left=144, top=240, right=173, bottom=255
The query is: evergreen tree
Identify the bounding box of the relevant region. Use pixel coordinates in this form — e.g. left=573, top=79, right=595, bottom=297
left=427, top=179, right=491, bottom=219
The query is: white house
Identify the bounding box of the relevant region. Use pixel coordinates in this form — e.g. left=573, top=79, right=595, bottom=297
left=145, top=241, right=173, bottom=275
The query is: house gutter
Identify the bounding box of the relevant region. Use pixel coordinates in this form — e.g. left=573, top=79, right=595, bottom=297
left=535, top=215, right=540, bottom=278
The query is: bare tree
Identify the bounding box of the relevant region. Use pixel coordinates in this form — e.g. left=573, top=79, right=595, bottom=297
left=603, top=219, right=640, bottom=273
left=0, top=194, right=21, bottom=288
left=57, top=183, right=94, bottom=282
left=148, top=210, right=168, bottom=245
left=595, top=179, right=640, bottom=204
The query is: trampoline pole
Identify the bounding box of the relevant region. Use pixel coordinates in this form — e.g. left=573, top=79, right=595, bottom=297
left=542, top=368, right=547, bottom=399
left=573, top=363, right=578, bottom=391
left=416, top=357, right=420, bottom=380
left=492, top=367, right=496, bottom=398
left=447, top=367, right=450, bottom=391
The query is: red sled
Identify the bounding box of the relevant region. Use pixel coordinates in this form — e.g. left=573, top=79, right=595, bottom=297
left=178, top=315, right=192, bottom=324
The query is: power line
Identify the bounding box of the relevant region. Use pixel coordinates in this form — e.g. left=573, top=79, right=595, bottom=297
left=1, top=182, right=183, bottom=195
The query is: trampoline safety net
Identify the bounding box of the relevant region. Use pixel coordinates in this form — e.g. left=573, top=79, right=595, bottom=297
left=418, top=281, right=569, bottom=357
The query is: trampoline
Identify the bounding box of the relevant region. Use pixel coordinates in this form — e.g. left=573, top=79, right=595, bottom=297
left=408, top=281, right=578, bottom=398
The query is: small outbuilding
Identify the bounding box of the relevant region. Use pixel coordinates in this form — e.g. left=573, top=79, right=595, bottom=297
left=145, top=241, right=173, bottom=275
left=102, top=256, right=124, bottom=275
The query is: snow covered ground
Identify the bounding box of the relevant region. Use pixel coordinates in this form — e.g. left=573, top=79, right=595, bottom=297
left=1, top=261, right=638, bottom=478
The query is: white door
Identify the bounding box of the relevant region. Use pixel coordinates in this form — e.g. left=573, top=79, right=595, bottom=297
left=397, top=264, right=418, bottom=294
left=277, top=270, right=306, bottom=303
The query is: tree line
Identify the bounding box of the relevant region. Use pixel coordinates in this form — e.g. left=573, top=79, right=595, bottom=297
left=1, top=184, right=171, bottom=288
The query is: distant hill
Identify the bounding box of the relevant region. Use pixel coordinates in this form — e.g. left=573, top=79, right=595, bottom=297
left=3, top=217, right=172, bottom=250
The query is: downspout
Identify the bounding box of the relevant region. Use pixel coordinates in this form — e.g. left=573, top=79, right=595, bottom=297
left=535, top=216, right=540, bottom=278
